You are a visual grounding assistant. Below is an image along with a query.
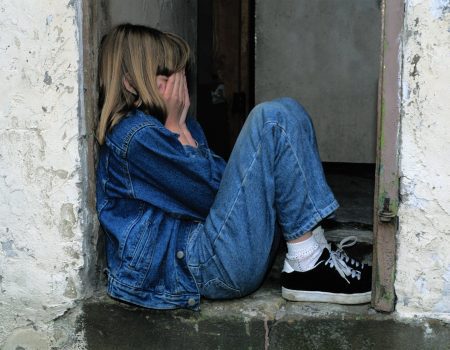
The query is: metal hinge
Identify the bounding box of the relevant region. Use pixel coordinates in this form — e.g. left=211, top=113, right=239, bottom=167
left=378, top=197, right=396, bottom=222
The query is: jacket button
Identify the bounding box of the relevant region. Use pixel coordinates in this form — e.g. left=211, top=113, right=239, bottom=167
left=188, top=298, right=196, bottom=306
left=176, top=251, right=185, bottom=259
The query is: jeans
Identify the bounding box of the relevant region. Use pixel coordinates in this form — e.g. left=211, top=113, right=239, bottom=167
left=186, top=98, right=339, bottom=299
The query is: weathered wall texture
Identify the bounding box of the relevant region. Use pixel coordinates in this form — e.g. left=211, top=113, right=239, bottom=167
left=396, top=0, right=450, bottom=320
left=0, top=0, right=87, bottom=347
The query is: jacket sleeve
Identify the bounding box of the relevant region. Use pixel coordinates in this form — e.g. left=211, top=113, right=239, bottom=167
left=126, top=124, right=226, bottom=221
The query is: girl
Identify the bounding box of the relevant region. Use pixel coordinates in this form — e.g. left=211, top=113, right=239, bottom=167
left=96, top=24, right=371, bottom=310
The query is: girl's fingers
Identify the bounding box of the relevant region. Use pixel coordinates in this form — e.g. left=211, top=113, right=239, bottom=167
left=183, top=75, right=190, bottom=107
left=170, top=73, right=179, bottom=99
left=164, top=74, right=175, bottom=98
left=180, top=74, right=190, bottom=124
left=163, top=72, right=188, bottom=122
left=179, top=71, right=185, bottom=101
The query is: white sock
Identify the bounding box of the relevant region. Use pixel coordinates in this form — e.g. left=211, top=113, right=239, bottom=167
left=312, top=226, right=327, bottom=247
left=284, top=226, right=326, bottom=272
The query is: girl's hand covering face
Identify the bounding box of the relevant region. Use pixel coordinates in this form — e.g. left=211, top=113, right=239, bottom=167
left=160, top=71, right=190, bottom=126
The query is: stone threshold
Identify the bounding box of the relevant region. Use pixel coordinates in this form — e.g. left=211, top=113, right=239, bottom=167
left=77, top=283, right=450, bottom=350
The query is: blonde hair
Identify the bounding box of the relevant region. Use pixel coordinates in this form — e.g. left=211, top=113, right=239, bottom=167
left=97, top=24, right=191, bottom=145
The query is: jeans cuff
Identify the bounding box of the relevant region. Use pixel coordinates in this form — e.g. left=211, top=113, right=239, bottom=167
left=283, top=199, right=339, bottom=241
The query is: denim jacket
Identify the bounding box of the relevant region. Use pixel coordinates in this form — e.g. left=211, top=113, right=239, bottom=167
left=96, top=109, right=226, bottom=309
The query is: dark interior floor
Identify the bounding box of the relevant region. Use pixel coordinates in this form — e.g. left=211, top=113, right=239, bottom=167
left=323, top=162, right=375, bottom=226
left=322, top=162, right=374, bottom=265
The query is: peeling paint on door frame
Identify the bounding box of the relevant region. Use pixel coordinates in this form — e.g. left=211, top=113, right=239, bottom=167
left=372, top=0, right=404, bottom=312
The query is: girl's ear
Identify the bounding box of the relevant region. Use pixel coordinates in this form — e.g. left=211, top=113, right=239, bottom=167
left=156, top=75, right=168, bottom=94
left=123, top=76, right=138, bottom=95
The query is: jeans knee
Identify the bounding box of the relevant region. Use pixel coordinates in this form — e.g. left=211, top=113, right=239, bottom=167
left=248, top=101, right=279, bottom=121
left=241, top=102, right=277, bottom=136
left=248, top=98, right=312, bottom=132
left=276, top=97, right=312, bottom=124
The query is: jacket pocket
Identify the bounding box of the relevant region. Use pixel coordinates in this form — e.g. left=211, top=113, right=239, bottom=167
left=128, top=221, right=156, bottom=271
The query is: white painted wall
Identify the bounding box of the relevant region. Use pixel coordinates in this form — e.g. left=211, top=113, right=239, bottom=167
left=0, top=0, right=87, bottom=348
left=396, top=0, right=450, bottom=321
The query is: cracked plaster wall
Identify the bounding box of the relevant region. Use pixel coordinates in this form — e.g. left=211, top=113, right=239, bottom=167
left=0, top=0, right=87, bottom=348
left=396, top=0, right=450, bottom=320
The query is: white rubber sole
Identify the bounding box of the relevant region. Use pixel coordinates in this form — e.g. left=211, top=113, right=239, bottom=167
left=281, top=287, right=371, bottom=305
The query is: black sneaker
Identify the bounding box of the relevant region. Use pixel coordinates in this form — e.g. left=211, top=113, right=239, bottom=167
left=281, top=246, right=372, bottom=304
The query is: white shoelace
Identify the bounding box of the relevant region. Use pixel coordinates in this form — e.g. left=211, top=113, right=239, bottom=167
left=335, top=236, right=366, bottom=269
left=313, top=227, right=366, bottom=270
left=322, top=244, right=362, bottom=284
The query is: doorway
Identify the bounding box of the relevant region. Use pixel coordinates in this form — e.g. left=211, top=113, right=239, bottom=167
left=196, top=0, right=399, bottom=311
left=84, top=0, right=401, bottom=312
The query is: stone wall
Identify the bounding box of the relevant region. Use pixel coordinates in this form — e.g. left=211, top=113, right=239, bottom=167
left=0, top=0, right=87, bottom=347
left=396, top=0, right=450, bottom=320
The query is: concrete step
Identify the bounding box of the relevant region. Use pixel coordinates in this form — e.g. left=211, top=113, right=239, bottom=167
left=78, top=288, right=450, bottom=350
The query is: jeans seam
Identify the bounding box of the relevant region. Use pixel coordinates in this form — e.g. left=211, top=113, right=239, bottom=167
left=268, top=121, right=336, bottom=240
left=211, top=120, right=280, bottom=244
left=207, top=121, right=274, bottom=293
left=278, top=126, right=322, bottom=218
left=212, top=135, right=265, bottom=246
left=202, top=277, right=242, bottom=297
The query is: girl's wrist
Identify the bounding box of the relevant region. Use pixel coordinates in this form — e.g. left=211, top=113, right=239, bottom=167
left=180, top=126, right=197, bottom=147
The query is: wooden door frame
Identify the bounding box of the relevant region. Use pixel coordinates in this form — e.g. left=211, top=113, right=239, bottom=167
left=84, top=0, right=403, bottom=312
left=211, top=0, right=254, bottom=148
left=372, top=0, right=404, bottom=312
